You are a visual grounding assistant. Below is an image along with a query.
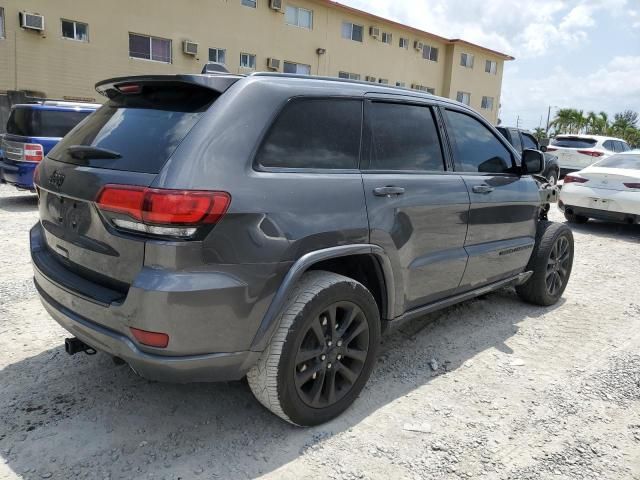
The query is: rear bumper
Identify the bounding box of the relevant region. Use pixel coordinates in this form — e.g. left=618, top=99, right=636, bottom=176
left=559, top=203, right=639, bottom=224
left=0, top=159, right=36, bottom=190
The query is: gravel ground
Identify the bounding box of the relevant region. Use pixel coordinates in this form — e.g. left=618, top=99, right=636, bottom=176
left=0, top=183, right=639, bottom=480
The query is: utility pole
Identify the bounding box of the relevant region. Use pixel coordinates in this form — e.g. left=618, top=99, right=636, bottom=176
left=545, top=106, right=553, bottom=134
left=516, top=115, right=521, bottom=129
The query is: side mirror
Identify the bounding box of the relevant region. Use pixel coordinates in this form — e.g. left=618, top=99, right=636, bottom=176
left=521, top=149, right=545, bottom=175
left=539, top=138, right=550, bottom=147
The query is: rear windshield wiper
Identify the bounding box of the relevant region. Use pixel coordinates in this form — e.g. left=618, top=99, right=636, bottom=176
left=66, top=145, right=122, bottom=160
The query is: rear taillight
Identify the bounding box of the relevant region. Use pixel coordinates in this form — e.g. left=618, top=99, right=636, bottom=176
left=564, top=175, right=589, bottom=184
left=130, top=327, right=169, bottom=348
left=546, top=147, right=557, bottom=152
left=96, top=185, right=231, bottom=238
left=24, top=143, right=44, bottom=162
left=577, top=150, right=604, bottom=157
left=623, top=183, right=640, bottom=189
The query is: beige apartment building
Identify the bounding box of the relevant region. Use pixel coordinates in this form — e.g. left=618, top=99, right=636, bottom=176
left=0, top=0, right=513, bottom=124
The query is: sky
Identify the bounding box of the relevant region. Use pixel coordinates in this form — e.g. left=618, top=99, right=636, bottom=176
left=340, top=0, right=640, bottom=130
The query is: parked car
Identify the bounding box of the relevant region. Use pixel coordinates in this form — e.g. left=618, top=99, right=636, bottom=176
left=32, top=73, right=574, bottom=426
left=559, top=150, right=640, bottom=225
left=547, top=134, right=631, bottom=174
left=0, top=101, right=99, bottom=191
left=497, top=127, right=560, bottom=185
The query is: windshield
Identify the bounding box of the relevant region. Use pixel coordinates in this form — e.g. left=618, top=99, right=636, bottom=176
left=551, top=137, right=597, bottom=149
left=594, top=153, right=640, bottom=170
left=49, top=84, right=217, bottom=174
left=7, top=108, right=92, bottom=138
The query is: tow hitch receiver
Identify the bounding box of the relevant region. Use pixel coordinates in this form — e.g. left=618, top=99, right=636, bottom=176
left=65, top=337, right=97, bottom=356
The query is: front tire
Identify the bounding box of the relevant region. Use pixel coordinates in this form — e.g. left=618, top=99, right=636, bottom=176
left=547, top=170, right=558, bottom=186
left=247, top=271, right=381, bottom=426
left=517, top=221, right=574, bottom=306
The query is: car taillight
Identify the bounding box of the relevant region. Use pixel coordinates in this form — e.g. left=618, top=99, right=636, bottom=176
left=130, top=327, right=169, bottom=348
left=96, top=185, right=231, bottom=238
left=577, top=150, right=604, bottom=157
left=563, top=175, right=589, bottom=184
left=24, top=143, right=44, bottom=162
left=546, top=147, right=557, bottom=152
left=623, top=183, right=640, bottom=189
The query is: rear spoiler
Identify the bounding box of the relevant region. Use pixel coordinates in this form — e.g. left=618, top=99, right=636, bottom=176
left=95, top=74, right=243, bottom=98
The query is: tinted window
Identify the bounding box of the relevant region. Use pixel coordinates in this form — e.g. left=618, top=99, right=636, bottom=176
left=509, top=129, right=523, bottom=153
left=366, top=102, right=444, bottom=171
left=595, top=154, right=640, bottom=169
left=446, top=110, right=513, bottom=173
left=603, top=140, right=616, bottom=151
left=521, top=133, right=538, bottom=150
left=620, top=142, right=631, bottom=152
left=257, top=98, right=361, bottom=169
left=50, top=84, right=216, bottom=173
left=551, top=137, right=597, bottom=148
left=7, top=108, right=92, bottom=137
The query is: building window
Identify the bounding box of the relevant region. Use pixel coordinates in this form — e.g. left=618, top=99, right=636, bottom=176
left=284, top=61, right=311, bottom=75
left=342, top=21, right=363, bottom=42
left=241, top=0, right=257, bottom=7
left=129, top=33, right=172, bottom=63
left=209, top=48, right=226, bottom=64
left=0, top=8, right=5, bottom=39
left=395, top=81, right=406, bottom=88
left=338, top=71, right=360, bottom=80
left=456, top=91, right=471, bottom=105
left=381, top=32, right=392, bottom=44
left=422, top=44, right=439, bottom=62
left=365, top=76, right=377, bottom=83
left=481, top=96, right=494, bottom=110
left=399, top=37, right=408, bottom=49
left=61, top=19, right=89, bottom=42
left=240, top=52, right=256, bottom=69
left=378, top=78, right=389, bottom=85
left=460, top=53, right=474, bottom=68
left=412, top=84, right=435, bottom=94
left=285, top=5, right=313, bottom=29
left=485, top=60, right=497, bottom=75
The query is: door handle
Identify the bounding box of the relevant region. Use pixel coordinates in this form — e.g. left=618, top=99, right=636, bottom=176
left=472, top=184, right=494, bottom=194
left=373, top=186, right=406, bottom=197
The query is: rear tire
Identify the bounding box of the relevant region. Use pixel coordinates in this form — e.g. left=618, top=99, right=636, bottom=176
left=564, top=211, right=588, bottom=224
left=547, top=170, right=558, bottom=186
left=516, top=221, right=574, bottom=306
left=247, top=271, right=380, bottom=426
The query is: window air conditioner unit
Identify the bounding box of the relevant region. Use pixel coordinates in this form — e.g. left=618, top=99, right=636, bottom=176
left=414, top=41, right=424, bottom=51
left=20, top=12, right=45, bottom=31
left=183, top=41, right=198, bottom=56
left=369, top=27, right=380, bottom=39
left=267, top=58, right=281, bottom=70
left=270, top=0, right=283, bottom=11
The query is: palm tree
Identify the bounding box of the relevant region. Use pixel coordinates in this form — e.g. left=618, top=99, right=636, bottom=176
left=551, top=109, right=575, bottom=135
left=533, top=127, right=547, bottom=141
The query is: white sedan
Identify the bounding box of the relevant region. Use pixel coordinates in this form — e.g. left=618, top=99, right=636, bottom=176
left=559, top=151, right=640, bottom=225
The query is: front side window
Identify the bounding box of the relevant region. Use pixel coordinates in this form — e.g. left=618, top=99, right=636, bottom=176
left=422, top=44, right=439, bottom=62
left=338, top=71, right=360, bottom=80
left=285, top=5, right=313, bottom=29
left=460, top=53, right=474, bottom=68
left=446, top=110, right=513, bottom=173
left=485, top=60, right=497, bottom=74
left=1, top=8, right=6, bottom=38
left=61, top=19, right=89, bottom=42
left=366, top=102, right=444, bottom=172
left=241, top=0, right=257, bottom=7
left=240, top=52, right=256, bottom=69
left=521, top=133, right=538, bottom=150
left=129, top=33, right=172, bottom=63
left=283, top=61, right=311, bottom=75
left=481, top=96, right=494, bottom=110
left=456, top=91, right=471, bottom=105
left=399, top=37, right=408, bottom=49
left=256, top=98, right=362, bottom=170
left=342, top=22, right=363, bottom=42
left=209, top=48, right=226, bottom=64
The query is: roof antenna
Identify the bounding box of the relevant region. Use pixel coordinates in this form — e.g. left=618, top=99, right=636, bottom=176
left=202, top=62, right=230, bottom=74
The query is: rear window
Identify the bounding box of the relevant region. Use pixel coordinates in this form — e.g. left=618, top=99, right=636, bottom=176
left=551, top=136, right=597, bottom=148
left=7, top=108, right=92, bottom=138
left=49, top=84, right=217, bottom=173
left=595, top=154, right=640, bottom=170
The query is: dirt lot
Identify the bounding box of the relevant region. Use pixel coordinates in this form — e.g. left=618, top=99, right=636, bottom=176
left=0, top=183, right=639, bottom=480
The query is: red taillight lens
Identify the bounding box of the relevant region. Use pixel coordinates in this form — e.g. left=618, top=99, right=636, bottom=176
left=546, top=147, right=557, bottom=152
left=24, top=143, right=44, bottom=162
left=577, top=150, right=604, bottom=157
left=564, top=175, right=589, bottom=184
left=623, top=183, right=640, bottom=189
left=130, top=327, right=169, bottom=348
left=97, top=185, right=146, bottom=220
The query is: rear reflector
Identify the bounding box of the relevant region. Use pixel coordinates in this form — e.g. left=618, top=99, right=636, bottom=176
left=24, top=143, right=44, bottom=162
left=577, top=150, right=604, bottom=157
left=130, top=327, right=169, bottom=348
left=564, top=175, right=589, bottom=184
left=623, top=183, right=640, bottom=189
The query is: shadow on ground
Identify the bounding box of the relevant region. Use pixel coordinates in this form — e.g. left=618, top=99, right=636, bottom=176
left=562, top=218, right=640, bottom=244
left=0, top=288, right=562, bottom=479
left=0, top=192, right=38, bottom=213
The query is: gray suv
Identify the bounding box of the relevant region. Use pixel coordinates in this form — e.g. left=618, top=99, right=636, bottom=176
left=31, top=73, right=574, bottom=426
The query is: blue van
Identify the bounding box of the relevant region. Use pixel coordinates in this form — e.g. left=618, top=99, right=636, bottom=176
left=0, top=101, right=99, bottom=190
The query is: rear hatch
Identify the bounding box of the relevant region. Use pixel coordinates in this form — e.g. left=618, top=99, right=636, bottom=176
left=548, top=136, right=601, bottom=170
left=36, top=76, right=237, bottom=294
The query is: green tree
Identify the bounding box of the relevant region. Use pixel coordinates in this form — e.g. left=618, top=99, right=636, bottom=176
left=533, top=127, right=547, bottom=141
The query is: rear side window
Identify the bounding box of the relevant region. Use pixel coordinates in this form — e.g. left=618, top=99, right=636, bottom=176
left=551, top=137, right=597, bottom=148
left=256, top=98, right=362, bottom=170
left=603, top=140, right=616, bottom=151
left=521, top=133, right=538, bottom=150
left=50, top=84, right=217, bottom=173
left=365, top=102, right=444, bottom=171
left=445, top=110, right=513, bottom=173
left=7, top=108, right=91, bottom=137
